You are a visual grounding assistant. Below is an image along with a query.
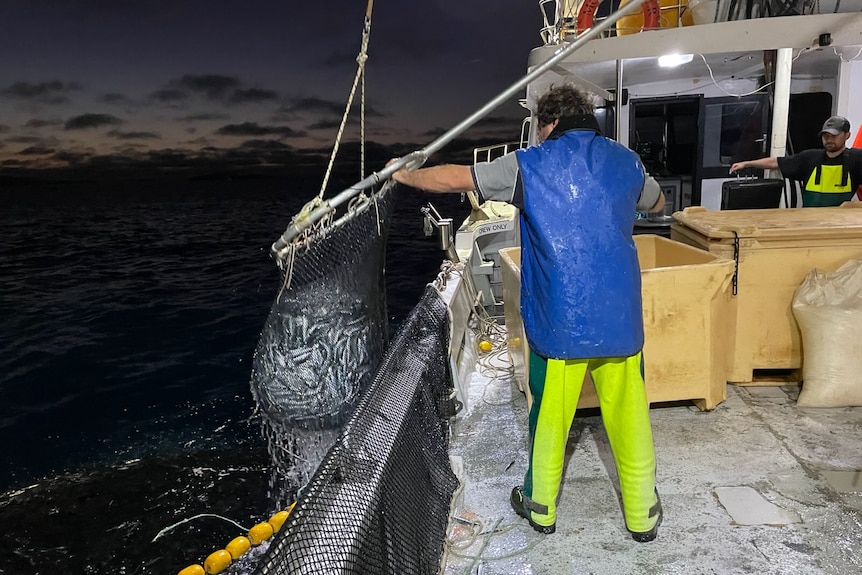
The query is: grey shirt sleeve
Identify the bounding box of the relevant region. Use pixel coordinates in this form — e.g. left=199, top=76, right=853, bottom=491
left=636, top=174, right=662, bottom=212
left=471, top=152, right=520, bottom=203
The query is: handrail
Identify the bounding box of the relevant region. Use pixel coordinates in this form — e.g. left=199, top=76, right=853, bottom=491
left=270, top=0, right=648, bottom=262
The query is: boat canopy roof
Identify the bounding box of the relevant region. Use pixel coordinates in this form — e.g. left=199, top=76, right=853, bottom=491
left=527, top=13, right=862, bottom=97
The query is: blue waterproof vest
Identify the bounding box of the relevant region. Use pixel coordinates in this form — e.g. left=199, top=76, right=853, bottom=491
left=515, top=129, right=645, bottom=359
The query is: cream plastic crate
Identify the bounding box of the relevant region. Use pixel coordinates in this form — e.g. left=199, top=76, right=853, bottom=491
left=671, top=203, right=862, bottom=383
left=499, top=234, right=734, bottom=411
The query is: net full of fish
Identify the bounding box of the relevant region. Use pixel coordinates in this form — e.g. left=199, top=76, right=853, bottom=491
left=249, top=187, right=394, bottom=497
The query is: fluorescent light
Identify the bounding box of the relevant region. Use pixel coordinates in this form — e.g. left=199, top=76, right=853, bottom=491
left=658, top=53, right=694, bottom=68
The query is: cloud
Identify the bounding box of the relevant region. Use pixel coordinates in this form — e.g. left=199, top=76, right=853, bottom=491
left=145, top=149, right=206, bottom=167
left=238, top=139, right=293, bottom=150
left=99, top=93, right=133, bottom=105
left=64, top=114, right=123, bottom=130
left=5, top=135, right=43, bottom=144
left=19, top=145, right=56, bottom=155
left=176, top=74, right=241, bottom=100
left=112, top=144, right=149, bottom=155
left=305, top=118, right=360, bottom=131
left=228, top=88, right=279, bottom=105
left=215, top=122, right=306, bottom=137
left=24, top=118, right=64, bottom=128
left=0, top=125, right=10, bottom=133
left=106, top=129, right=160, bottom=140
left=278, top=97, right=348, bottom=117
left=52, top=150, right=94, bottom=165
left=273, top=97, right=386, bottom=124
left=151, top=75, right=283, bottom=110
left=177, top=113, right=230, bottom=122
left=0, top=81, right=80, bottom=105
left=149, top=89, right=189, bottom=103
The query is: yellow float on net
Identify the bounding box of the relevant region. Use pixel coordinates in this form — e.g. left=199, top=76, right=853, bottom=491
left=176, top=504, right=295, bottom=575
left=268, top=510, right=290, bottom=533
left=225, top=536, right=251, bottom=560
left=478, top=338, right=493, bottom=352
left=248, top=521, right=274, bottom=545
left=203, top=549, right=232, bottom=574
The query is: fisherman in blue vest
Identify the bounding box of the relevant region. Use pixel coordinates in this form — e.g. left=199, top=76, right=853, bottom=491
left=730, top=115, right=862, bottom=207
left=389, top=84, right=666, bottom=542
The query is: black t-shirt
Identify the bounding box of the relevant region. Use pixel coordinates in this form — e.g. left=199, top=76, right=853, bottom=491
left=777, top=148, right=862, bottom=206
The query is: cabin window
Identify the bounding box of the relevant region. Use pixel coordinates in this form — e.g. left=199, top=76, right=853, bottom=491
left=702, top=99, right=766, bottom=169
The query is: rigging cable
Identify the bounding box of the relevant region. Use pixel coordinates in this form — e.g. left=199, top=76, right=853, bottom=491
left=276, top=0, right=374, bottom=281
left=316, top=0, right=374, bottom=201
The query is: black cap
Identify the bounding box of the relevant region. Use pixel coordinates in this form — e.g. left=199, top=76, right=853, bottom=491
left=820, top=115, right=851, bottom=135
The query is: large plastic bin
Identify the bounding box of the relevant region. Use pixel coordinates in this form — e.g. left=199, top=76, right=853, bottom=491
left=671, top=204, right=862, bottom=383
left=499, top=234, right=734, bottom=411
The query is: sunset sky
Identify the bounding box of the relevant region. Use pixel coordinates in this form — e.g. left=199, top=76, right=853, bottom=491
left=0, top=1, right=542, bottom=174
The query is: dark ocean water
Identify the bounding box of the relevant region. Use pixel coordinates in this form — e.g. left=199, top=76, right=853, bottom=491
left=0, top=174, right=469, bottom=574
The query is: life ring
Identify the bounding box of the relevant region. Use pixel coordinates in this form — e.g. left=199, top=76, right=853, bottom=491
left=577, top=0, right=661, bottom=35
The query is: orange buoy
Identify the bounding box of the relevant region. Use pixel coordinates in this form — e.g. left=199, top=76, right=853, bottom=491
left=578, top=0, right=660, bottom=35
left=617, top=0, right=691, bottom=35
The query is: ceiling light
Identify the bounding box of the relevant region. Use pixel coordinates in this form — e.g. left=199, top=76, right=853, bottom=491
left=658, top=54, right=694, bottom=68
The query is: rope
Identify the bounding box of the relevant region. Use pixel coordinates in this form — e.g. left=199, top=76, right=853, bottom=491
left=152, top=513, right=249, bottom=542
left=361, top=23, right=367, bottom=181
left=317, top=1, right=374, bottom=201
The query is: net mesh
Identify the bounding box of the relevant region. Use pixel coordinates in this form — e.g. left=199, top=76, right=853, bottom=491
left=253, top=283, right=458, bottom=574
left=249, top=188, right=394, bottom=499
left=249, top=182, right=459, bottom=573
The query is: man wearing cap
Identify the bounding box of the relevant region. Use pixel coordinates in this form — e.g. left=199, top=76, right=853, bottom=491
left=730, top=115, right=862, bottom=207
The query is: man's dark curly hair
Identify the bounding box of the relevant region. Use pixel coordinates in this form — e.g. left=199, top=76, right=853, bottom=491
left=535, top=84, right=594, bottom=127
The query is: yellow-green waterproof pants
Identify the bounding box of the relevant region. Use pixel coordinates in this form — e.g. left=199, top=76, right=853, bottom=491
left=523, top=350, right=658, bottom=532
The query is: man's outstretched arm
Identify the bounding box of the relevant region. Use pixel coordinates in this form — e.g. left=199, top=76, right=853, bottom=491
left=391, top=164, right=475, bottom=194
left=730, top=157, right=780, bottom=173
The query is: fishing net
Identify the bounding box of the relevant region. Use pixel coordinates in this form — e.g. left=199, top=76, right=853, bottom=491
left=249, top=186, right=394, bottom=500
left=252, top=283, right=458, bottom=575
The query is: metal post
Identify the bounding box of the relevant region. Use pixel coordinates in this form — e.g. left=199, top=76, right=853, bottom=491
left=615, top=59, right=624, bottom=141
left=767, top=47, right=792, bottom=180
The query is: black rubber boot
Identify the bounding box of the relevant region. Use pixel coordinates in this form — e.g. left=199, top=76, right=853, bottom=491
left=510, top=486, right=556, bottom=535
left=628, top=493, right=663, bottom=543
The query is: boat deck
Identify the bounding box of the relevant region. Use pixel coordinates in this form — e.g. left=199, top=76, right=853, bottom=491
left=442, top=346, right=862, bottom=574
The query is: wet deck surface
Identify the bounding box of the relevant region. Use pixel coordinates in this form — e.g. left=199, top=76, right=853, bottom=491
left=442, top=353, right=862, bottom=575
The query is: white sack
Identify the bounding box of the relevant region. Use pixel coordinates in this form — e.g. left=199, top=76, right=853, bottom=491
left=791, top=259, right=862, bottom=407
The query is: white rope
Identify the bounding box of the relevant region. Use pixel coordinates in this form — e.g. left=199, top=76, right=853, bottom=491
left=277, top=242, right=297, bottom=297
left=152, top=513, right=249, bottom=542
left=317, top=10, right=373, bottom=200
left=361, top=38, right=367, bottom=181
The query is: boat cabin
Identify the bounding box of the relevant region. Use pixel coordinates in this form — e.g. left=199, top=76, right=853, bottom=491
left=523, top=7, right=862, bottom=220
